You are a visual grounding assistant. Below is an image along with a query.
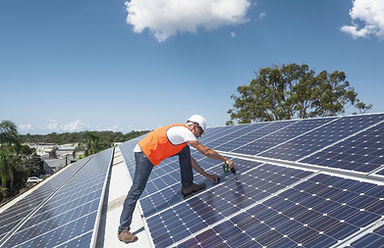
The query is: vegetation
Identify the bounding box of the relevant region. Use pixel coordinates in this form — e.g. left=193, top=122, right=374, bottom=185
left=1, top=121, right=43, bottom=203
left=1, top=121, right=149, bottom=204
left=227, top=63, right=373, bottom=124
left=19, top=130, right=149, bottom=145
left=73, top=131, right=112, bottom=157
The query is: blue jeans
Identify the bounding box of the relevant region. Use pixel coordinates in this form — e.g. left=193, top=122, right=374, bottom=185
left=118, top=145, right=193, bottom=232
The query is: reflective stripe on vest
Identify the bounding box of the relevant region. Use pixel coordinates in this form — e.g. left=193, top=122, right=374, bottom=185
left=138, top=124, right=188, bottom=166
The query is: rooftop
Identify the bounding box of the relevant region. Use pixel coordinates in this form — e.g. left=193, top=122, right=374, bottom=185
left=1, top=113, right=384, bottom=248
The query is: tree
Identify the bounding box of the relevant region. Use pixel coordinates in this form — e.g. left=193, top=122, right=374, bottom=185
left=0, top=149, right=13, bottom=199
left=0, top=120, right=21, bottom=152
left=0, top=121, right=21, bottom=197
left=0, top=121, right=44, bottom=202
left=227, top=63, right=372, bottom=124
left=73, top=131, right=111, bottom=158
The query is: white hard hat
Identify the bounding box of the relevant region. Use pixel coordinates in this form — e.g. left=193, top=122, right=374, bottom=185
left=187, top=114, right=207, bottom=134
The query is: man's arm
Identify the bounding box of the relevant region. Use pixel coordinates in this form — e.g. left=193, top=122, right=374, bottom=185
left=188, top=140, right=234, bottom=168
left=190, top=157, right=220, bottom=183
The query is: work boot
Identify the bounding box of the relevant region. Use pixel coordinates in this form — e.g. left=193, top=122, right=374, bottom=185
left=118, top=229, right=137, bottom=243
left=182, top=183, right=206, bottom=197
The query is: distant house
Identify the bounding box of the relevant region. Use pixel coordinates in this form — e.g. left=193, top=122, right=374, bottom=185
left=42, top=155, right=75, bottom=174
left=43, top=159, right=65, bottom=174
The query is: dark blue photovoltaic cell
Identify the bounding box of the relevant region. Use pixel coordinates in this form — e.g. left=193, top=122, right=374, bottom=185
left=224, top=120, right=298, bottom=154
left=178, top=173, right=383, bottom=248
left=0, top=156, right=91, bottom=244
left=118, top=136, right=144, bottom=178
left=120, top=139, right=228, bottom=200
left=232, top=117, right=335, bottom=156
left=350, top=233, right=384, bottom=248
left=140, top=157, right=261, bottom=218
left=199, top=125, right=242, bottom=144
left=347, top=223, right=384, bottom=248
left=301, top=122, right=384, bottom=173
left=55, top=231, right=93, bottom=248
left=1, top=148, right=113, bottom=248
left=206, top=123, right=268, bottom=150
left=147, top=163, right=312, bottom=248
left=258, top=114, right=384, bottom=162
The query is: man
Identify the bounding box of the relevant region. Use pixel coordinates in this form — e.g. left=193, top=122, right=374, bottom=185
left=118, top=114, right=235, bottom=244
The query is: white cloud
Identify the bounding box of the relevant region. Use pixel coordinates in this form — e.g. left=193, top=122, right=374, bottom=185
left=61, top=120, right=89, bottom=132
left=111, top=124, right=124, bottom=132
left=47, top=120, right=58, bottom=130
left=19, top=123, right=32, bottom=131
left=125, top=0, right=251, bottom=42
left=258, top=12, right=266, bottom=20
left=341, top=0, right=384, bottom=40
left=46, top=120, right=89, bottom=132
left=94, top=124, right=124, bottom=132
left=230, top=31, right=236, bottom=37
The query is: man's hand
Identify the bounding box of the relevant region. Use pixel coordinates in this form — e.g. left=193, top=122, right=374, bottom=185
left=206, top=174, right=220, bottom=184
left=226, top=159, right=235, bottom=169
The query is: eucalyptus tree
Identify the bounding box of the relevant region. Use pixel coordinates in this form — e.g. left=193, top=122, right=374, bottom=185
left=227, top=63, right=372, bottom=124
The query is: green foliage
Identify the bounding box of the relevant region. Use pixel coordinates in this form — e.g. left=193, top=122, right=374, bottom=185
left=73, top=131, right=111, bottom=157
left=0, top=120, right=21, bottom=152
left=0, top=121, right=44, bottom=203
left=1, top=120, right=149, bottom=203
left=19, top=130, right=149, bottom=145
left=227, top=63, right=373, bottom=124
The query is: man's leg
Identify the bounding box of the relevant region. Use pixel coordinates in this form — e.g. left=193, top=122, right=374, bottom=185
left=177, top=145, right=194, bottom=188
left=118, top=152, right=153, bottom=242
left=178, top=145, right=205, bottom=196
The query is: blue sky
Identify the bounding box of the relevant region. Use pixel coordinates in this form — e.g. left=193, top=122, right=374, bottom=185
left=1, top=0, right=383, bottom=134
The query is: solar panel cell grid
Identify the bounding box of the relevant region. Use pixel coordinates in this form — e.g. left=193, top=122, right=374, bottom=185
left=238, top=118, right=335, bottom=156
left=227, top=120, right=298, bottom=155
left=0, top=148, right=113, bottom=248
left=114, top=114, right=384, bottom=247
left=55, top=231, right=93, bottom=248
left=0, top=156, right=91, bottom=244
left=206, top=123, right=267, bottom=150
left=350, top=233, right=384, bottom=248
left=301, top=122, right=384, bottom=173
left=139, top=157, right=264, bottom=218
left=178, top=171, right=383, bottom=247
left=260, top=114, right=384, bottom=162
left=198, top=125, right=240, bottom=146
left=145, top=163, right=314, bottom=247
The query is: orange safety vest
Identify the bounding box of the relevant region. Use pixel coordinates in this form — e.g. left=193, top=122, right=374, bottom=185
left=138, top=124, right=189, bottom=166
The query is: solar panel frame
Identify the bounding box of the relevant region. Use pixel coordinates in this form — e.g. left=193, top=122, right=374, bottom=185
left=0, top=155, right=92, bottom=245
left=235, top=117, right=337, bottom=156
left=256, top=114, right=384, bottom=163
left=300, top=120, right=384, bottom=173
left=0, top=148, right=114, bottom=248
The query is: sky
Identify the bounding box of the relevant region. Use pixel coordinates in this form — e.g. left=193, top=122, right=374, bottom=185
left=1, top=0, right=384, bottom=134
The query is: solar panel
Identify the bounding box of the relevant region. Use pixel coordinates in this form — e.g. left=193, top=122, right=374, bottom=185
left=301, top=121, right=384, bottom=173
left=118, top=113, right=384, bottom=248
left=217, top=120, right=299, bottom=154
left=0, top=148, right=113, bottom=248
left=232, top=117, right=336, bottom=156
left=348, top=224, right=384, bottom=248
left=199, top=125, right=242, bottom=145
left=259, top=114, right=384, bottom=162
left=146, top=163, right=312, bottom=247
left=203, top=123, right=267, bottom=149
left=176, top=173, right=383, bottom=248
left=0, top=156, right=92, bottom=244
left=2, top=113, right=382, bottom=247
